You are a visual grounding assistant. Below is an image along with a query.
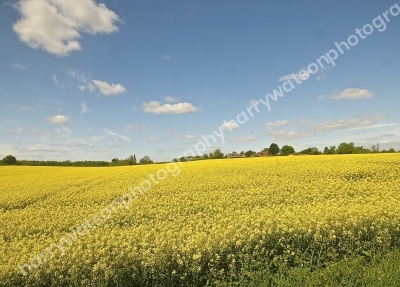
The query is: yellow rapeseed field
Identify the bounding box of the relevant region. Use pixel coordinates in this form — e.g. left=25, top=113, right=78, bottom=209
left=1, top=154, right=400, bottom=286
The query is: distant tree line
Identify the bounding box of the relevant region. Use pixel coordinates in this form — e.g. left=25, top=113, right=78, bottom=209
left=171, top=141, right=399, bottom=162
left=0, top=153, right=166, bottom=167
left=109, top=154, right=159, bottom=166
left=1, top=142, right=398, bottom=167
left=3, top=158, right=109, bottom=167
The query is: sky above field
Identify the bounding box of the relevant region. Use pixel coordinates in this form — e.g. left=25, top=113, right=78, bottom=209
left=0, top=0, right=399, bottom=162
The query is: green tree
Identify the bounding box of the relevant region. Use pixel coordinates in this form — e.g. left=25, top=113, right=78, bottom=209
left=337, top=142, right=355, bottom=154
left=371, top=143, right=380, bottom=153
left=323, top=146, right=336, bottom=155
left=2, top=155, right=17, bottom=165
left=269, top=143, right=280, bottom=156
left=353, top=146, right=368, bottom=154
left=127, top=155, right=135, bottom=165
left=116, top=159, right=130, bottom=166
left=244, top=150, right=256, bottom=157
left=139, top=156, right=153, bottom=164
left=299, top=148, right=310, bottom=155
left=213, top=149, right=224, bottom=159
left=280, top=145, right=295, bottom=156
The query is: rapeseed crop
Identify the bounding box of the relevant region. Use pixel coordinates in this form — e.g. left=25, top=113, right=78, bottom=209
left=0, top=154, right=399, bottom=286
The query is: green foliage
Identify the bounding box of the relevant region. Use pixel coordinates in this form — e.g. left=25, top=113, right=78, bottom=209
left=371, top=143, right=380, bottom=153
left=299, top=148, right=312, bottom=155
left=214, top=250, right=400, bottom=287
left=213, top=149, right=224, bottom=159
left=139, top=155, right=153, bottom=164
left=323, top=146, right=336, bottom=154
left=269, top=143, right=280, bottom=156
left=244, top=150, right=256, bottom=157
left=299, top=147, right=320, bottom=155
left=2, top=155, right=17, bottom=165
left=18, top=160, right=109, bottom=167
left=128, top=154, right=137, bottom=165
left=280, top=145, right=295, bottom=156
left=337, top=142, right=355, bottom=154
left=353, top=146, right=368, bottom=154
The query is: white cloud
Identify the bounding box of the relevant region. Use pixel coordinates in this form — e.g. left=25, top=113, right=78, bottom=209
left=279, top=70, right=310, bottom=82
left=80, top=102, right=91, bottom=114
left=164, top=96, right=175, bottom=103
left=143, top=101, right=198, bottom=114
left=266, top=120, right=288, bottom=127
left=278, top=74, right=293, bottom=82
left=272, top=130, right=315, bottom=141
left=92, top=79, right=126, bottom=96
left=11, top=63, right=26, bottom=70
left=126, top=124, right=152, bottom=131
left=68, top=70, right=87, bottom=83
left=79, top=82, right=96, bottom=91
left=220, top=121, right=239, bottom=131
left=87, top=83, right=96, bottom=91
left=34, top=130, right=54, bottom=138
left=56, top=125, right=71, bottom=135
left=103, top=128, right=130, bottom=141
left=47, top=115, right=70, bottom=124
left=279, top=66, right=328, bottom=82
left=9, top=128, right=23, bottom=133
left=148, top=138, right=160, bottom=143
left=8, top=104, right=31, bottom=111
left=249, top=100, right=258, bottom=106
left=318, top=95, right=325, bottom=100
left=226, top=136, right=256, bottom=143
left=297, top=70, right=311, bottom=81
left=13, top=0, right=120, bottom=56
left=348, top=123, right=398, bottom=131
left=162, top=54, right=171, bottom=60
left=311, top=115, right=385, bottom=132
left=14, top=146, right=74, bottom=155
left=89, top=136, right=104, bottom=142
left=52, top=75, right=60, bottom=86
left=330, top=88, right=374, bottom=100
left=186, top=135, right=196, bottom=139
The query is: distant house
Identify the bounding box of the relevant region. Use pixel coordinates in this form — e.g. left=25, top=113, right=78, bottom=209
left=227, top=152, right=243, bottom=159
left=256, top=151, right=269, bottom=157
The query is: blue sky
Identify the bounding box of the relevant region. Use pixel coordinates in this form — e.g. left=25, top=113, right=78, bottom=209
left=0, top=0, right=399, bottom=162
